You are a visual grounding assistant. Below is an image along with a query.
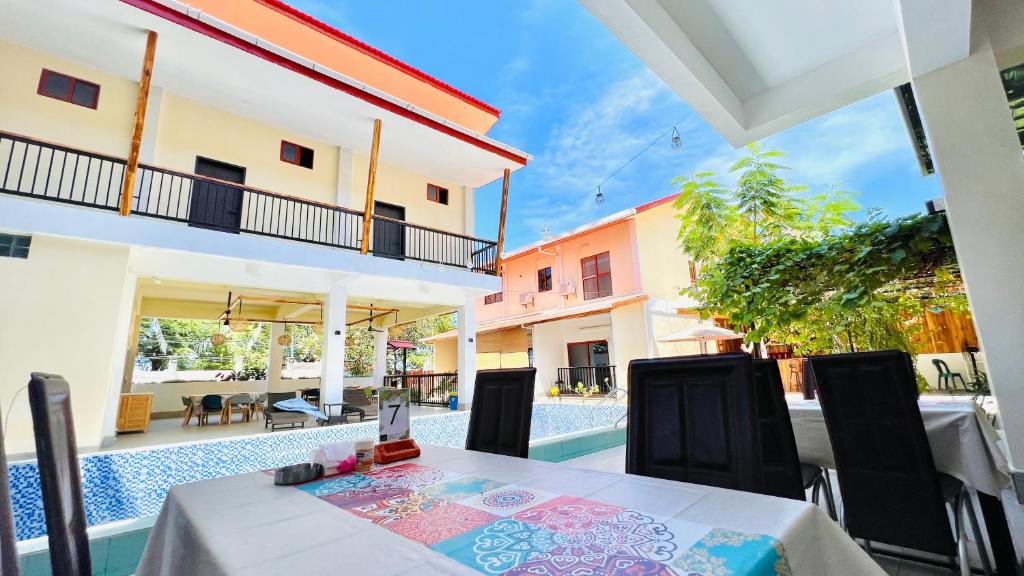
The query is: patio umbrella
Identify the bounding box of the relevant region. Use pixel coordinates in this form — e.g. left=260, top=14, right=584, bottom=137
left=658, top=324, right=745, bottom=354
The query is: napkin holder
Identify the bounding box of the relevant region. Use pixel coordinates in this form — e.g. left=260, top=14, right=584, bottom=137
left=274, top=463, right=324, bottom=486
left=374, top=439, right=420, bottom=464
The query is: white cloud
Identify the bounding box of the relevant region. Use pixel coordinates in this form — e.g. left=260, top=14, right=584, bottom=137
left=766, top=93, right=911, bottom=190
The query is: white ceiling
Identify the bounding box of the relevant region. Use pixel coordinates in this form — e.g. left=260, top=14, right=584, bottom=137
left=0, top=0, right=527, bottom=188
left=583, top=0, right=978, bottom=146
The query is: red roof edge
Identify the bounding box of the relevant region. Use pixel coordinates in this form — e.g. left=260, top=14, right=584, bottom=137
left=635, top=191, right=680, bottom=213
left=387, top=339, right=416, bottom=349
left=121, top=0, right=526, bottom=166
left=254, top=0, right=501, bottom=118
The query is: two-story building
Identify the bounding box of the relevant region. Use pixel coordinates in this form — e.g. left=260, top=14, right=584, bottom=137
left=426, top=194, right=729, bottom=397
left=0, top=0, right=529, bottom=454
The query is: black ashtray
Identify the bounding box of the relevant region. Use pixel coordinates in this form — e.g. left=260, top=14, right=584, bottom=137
left=274, top=463, right=324, bottom=485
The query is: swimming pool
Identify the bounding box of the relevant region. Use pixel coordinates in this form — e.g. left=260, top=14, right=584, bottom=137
left=7, top=402, right=626, bottom=541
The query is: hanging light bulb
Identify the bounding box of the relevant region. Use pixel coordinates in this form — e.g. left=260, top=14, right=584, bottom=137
left=670, top=127, right=682, bottom=150
left=595, top=186, right=605, bottom=205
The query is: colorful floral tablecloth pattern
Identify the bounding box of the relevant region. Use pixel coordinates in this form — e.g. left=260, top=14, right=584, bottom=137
left=289, top=462, right=792, bottom=576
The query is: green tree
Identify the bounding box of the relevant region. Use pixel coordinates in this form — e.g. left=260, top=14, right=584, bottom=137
left=673, top=144, right=858, bottom=266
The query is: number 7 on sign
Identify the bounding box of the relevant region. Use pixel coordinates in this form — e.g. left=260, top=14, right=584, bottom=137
left=378, top=388, right=411, bottom=442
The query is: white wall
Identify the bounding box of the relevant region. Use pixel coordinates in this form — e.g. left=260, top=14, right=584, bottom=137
left=531, top=314, right=614, bottom=397
left=130, top=378, right=321, bottom=414
left=0, top=236, right=134, bottom=454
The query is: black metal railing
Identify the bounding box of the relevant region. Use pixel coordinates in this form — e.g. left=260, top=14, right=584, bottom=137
left=132, top=164, right=365, bottom=251
left=0, top=131, right=126, bottom=211
left=369, top=215, right=497, bottom=273
left=0, top=131, right=498, bottom=274
left=556, top=366, right=616, bottom=396
left=385, top=373, right=458, bottom=407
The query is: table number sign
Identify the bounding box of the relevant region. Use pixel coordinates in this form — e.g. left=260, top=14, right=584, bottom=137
left=378, top=388, right=411, bottom=443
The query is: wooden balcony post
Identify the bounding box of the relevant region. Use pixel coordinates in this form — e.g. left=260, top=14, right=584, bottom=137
left=119, top=30, right=158, bottom=216
left=494, top=168, right=511, bottom=275
left=360, top=119, right=382, bottom=254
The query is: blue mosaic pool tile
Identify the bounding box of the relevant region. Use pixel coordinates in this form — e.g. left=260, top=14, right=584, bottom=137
left=6, top=403, right=626, bottom=541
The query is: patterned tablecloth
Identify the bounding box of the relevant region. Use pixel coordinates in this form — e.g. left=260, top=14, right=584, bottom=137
left=137, top=445, right=883, bottom=576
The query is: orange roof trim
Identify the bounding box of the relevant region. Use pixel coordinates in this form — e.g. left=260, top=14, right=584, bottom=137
left=254, top=0, right=500, bottom=117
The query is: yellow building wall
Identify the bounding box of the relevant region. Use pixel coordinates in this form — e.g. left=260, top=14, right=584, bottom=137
left=634, top=201, right=695, bottom=301
left=351, top=154, right=468, bottom=235
left=153, top=93, right=341, bottom=206
left=609, top=301, right=652, bottom=388
left=0, top=39, right=136, bottom=156
left=0, top=236, right=136, bottom=455
left=0, top=41, right=472, bottom=237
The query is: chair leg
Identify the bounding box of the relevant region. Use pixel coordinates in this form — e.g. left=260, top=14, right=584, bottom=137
left=821, top=469, right=838, bottom=521
left=181, top=405, right=193, bottom=427
left=961, top=489, right=994, bottom=576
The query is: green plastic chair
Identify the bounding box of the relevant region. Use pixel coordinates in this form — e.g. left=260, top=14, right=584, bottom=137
left=932, top=359, right=967, bottom=390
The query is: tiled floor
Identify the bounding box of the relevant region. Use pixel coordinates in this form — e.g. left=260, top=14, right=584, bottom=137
left=561, top=445, right=1010, bottom=576
left=99, top=405, right=450, bottom=453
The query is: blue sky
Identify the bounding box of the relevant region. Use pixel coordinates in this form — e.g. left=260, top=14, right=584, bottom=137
left=291, top=0, right=943, bottom=249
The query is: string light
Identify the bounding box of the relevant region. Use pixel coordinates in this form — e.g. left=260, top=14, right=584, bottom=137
left=536, top=113, right=692, bottom=230
left=670, top=126, right=683, bottom=150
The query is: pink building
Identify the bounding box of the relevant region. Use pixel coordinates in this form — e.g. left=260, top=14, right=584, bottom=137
left=427, top=193, right=719, bottom=396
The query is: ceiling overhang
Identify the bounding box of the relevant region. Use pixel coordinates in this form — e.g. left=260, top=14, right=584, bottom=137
left=580, top=0, right=974, bottom=147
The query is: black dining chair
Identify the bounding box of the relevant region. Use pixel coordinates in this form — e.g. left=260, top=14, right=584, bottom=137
left=465, top=368, right=536, bottom=458
left=27, top=373, right=91, bottom=576
left=0, top=410, right=20, bottom=576
left=808, top=351, right=993, bottom=575
left=199, top=394, right=224, bottom=426
left=627, top=354, right=762, bottom=492
left=753, top=359, right=837, bottom=518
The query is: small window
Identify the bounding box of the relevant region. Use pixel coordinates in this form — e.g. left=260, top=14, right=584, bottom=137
left=581, top=251, right=612, bottom=300
left=0, top=233, right=31, bottom=259
left=37, top=69, right=99, bottom=109
left=280, top=141, right=314, bottom=169
left=537, top=267, right=553, bottom=292
left=484, top=292, right=503, bottom=305
left=427, top=184, right=449, bottom=205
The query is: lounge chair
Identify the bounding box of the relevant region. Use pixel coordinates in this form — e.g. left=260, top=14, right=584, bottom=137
left=342, top=387, right=379, bottom=421
left=264, top=392, right=308, bottom=431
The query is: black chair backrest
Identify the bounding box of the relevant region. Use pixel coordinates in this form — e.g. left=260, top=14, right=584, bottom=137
left=200, top=394, right=223, bottom=410
left=932, top=358, right=950, bottom=374
left=808, top=351, right=955, bottom=555
left=27, top=373, right=91, bottom=576
left=266, top=392, right=295, bottom=413
left=0, top=410, right=20, bottom=576
left=627, top=354, right=762, bottom=492
left=752, top=359, right=805, bottom=500
left=465, top=368, right=536, bottom=458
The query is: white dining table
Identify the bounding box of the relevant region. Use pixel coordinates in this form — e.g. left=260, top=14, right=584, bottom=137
left=787, top=396, right=1010, bottom=496
left=136, top=444, right=883, bottom=576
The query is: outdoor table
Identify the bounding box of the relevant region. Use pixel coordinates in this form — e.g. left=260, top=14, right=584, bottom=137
left=787, top=396, right=1017, bottom=574
left=136, top=445, right=883, bottom=576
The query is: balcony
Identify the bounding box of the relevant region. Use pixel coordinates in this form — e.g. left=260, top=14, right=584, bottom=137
left=0, top=131, right=498, bottom=274
left=556, top=365, right=617, bottom=396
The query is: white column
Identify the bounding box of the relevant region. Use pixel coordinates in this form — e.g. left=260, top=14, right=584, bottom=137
left=463, top=186, right=475, bottom=236
left=336, top=146, right=354, bottom=209
left=373, top=328, right=389, bottom=387
left=457, top=298, right=477, bottom=409
left=319, top=282, right=348, bottom=404
left=910, top=30, right=1024, bottom=469
left=267, top=322, right=285, bottom=392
